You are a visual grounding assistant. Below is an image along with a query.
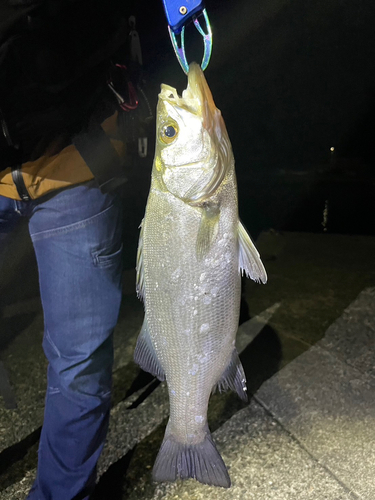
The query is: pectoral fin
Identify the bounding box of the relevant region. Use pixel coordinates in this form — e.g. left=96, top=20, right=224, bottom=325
left=196, top=204, right=220, bottom=260
left=238, top=221, right=267, bottom=283
left=134, top=316, right=165, bottom=381
left=136, top=219, right=145, bottom=300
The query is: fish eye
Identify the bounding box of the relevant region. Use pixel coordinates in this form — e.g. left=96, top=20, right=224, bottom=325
left=160, top=121, right=179, bottom=144
left=165, top=125, right=176, bottom=138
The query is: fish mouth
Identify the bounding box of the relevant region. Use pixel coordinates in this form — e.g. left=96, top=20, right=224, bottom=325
left=159, top=62, right=217, bottom=120
left=185, top=62, right=217, bottom=117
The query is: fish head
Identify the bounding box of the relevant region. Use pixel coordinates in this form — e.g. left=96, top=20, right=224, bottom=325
left=154, top=62, right=232, bottom=204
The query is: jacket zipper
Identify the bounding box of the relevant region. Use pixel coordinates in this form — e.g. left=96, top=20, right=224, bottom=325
left=11, top=166, right=31, bottom=202
left=0, top=108, right=12, bottom=147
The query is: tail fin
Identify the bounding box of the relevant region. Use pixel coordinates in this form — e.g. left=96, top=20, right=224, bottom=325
left=152, top=428, right=231, bottom=488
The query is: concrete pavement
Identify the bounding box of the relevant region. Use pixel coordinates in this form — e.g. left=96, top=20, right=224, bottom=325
left=1, top=232, right=374, bottom=500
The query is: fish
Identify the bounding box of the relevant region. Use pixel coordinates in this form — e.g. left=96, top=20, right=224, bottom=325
left=134, top=62, right=267, bottom=488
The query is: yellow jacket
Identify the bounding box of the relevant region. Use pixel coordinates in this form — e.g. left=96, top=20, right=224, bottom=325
left=0, top=112, right=125, bottom=200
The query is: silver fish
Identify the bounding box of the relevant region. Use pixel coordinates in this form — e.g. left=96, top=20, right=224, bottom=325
left=135, top=62, right=267, bottom=488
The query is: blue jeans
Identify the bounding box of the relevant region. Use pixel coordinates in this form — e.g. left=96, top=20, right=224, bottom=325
left=0, top=181, right=123, bottom=499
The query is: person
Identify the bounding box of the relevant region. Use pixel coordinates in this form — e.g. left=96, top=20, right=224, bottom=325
left=0, top=1, right=139, bottom=498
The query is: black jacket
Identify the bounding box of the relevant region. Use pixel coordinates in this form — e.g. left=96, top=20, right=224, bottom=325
left=0, top=0, right=134, bottom=167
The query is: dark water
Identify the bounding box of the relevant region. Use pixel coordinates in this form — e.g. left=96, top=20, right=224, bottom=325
left=237, top=166, right=375, bottom=239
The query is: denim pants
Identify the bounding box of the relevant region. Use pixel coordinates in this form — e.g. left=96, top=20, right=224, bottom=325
left=0, top=181, right=123, bottom=499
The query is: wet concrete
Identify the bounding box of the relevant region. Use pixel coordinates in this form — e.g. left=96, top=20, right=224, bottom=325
left=1, top=230, right=375, bottom=499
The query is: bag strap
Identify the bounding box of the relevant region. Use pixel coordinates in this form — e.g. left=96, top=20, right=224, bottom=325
left=72, top=122, right=127, bottom=193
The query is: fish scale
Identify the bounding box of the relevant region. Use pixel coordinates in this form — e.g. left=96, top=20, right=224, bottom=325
left=144, top=183, right=239, bottom=439
left=135, top=62, right=267, bottom=488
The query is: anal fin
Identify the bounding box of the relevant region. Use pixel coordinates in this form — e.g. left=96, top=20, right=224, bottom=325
left=213, top=348, right=248, bottom=402
left=134, top=317, right=165, bottom=381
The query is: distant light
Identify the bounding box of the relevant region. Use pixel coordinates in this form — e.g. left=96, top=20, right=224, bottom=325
left=330, top=147, right=335, bottom=152
left=322, top=199, right=329, bottom=232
